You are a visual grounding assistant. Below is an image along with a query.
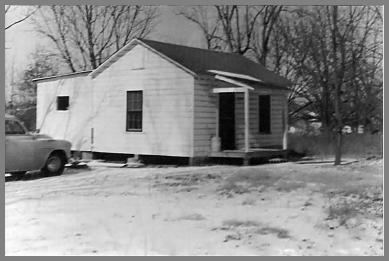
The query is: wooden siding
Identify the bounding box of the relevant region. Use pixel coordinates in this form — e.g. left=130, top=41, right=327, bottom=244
left=193, top=77, right=221, bottom=157
left=235, top=89, right=287, bottom=149
left=91, top=44, right=194, bottom=157
left=36, top=75, right=92, bottom=151
left=193, top=76, right=287, bottom=157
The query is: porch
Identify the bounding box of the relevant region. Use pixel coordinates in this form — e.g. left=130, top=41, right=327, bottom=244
left=209, top=71, right=289, bottom=165
left=210, top=148, right=288, bottom=165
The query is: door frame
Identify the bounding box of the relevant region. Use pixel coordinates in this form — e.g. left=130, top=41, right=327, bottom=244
left=218, top=93, right=236, bottom=150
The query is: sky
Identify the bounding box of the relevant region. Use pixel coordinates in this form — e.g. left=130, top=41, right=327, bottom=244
left=4, top=6, right=205, bottom=100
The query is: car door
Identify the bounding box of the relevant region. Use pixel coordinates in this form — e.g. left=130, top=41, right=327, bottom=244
left=5, top=119, right=36, bottom=172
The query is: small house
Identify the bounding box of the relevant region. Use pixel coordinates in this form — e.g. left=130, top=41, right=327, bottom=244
left=34, top=39, right=291, bottom=165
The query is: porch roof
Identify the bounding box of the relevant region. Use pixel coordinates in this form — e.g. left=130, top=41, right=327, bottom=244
left=211, top=72, right=290, bottom=93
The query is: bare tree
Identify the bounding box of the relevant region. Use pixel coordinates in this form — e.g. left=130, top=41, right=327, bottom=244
left=275, top=6, right=382, bottom=164
left=214, top=5, right=262, bottom=55
left=178, top=5, right=286, bottom=69
left=32, top=5, right=159, bottom=72
left=329, top=6, right=343, bottom=165
left=6, top=48, right=59, bottom=130
left=5, top=5, right=39, bottom=30
left=176, top=6, right=223, bottom=50
left=177, top=5, right=264, bottom=55
left=251, top=6, right=284, bottom=66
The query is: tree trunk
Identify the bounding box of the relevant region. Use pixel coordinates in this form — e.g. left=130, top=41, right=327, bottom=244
left=331, top=6, right=343, bottom=166
left=321, top=85, right=331, bottom=137
left=334, top=128, right=342, bottom=165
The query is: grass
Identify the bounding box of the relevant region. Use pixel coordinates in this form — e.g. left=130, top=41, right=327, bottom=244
left=221, top=219, right=291, bottom=239
left=218, top=168, right=306, bottom=195
left=222, top=219, right=261, bottom=228
left=241, top=197, right=256, bottom=206
left=324, top=182, right=383, bottom=228
left=216, top=159, right=382, bottom=230
left=158, top=155, right=382, bottom=232
left=177, top=213, right=206, bottom=221
left=218, top=169, right=282, bottom=195
left=327, top=200, right=361, bottom=226
left=256, top=227, right=291, bottom=239
left=219, top=183, right=251, bottom=195
left=327, top=185, right=382, bottom=218
left=161, top=172, right=222, bottom=187
left=274, top=180, right=306, bottom=192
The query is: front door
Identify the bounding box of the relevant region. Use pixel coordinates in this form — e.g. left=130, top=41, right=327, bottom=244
left=219, top=93, right=235, bottom=150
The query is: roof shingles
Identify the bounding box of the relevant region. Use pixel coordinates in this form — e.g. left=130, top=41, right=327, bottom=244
left=140, top=38, right=292, bottom=88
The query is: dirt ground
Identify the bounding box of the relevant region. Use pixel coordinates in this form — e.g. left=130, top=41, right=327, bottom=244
left=5, top=159, right=383, bottom=256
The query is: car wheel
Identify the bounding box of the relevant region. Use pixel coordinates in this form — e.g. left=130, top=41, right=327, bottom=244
left=41, top=153, right=65, bottom=176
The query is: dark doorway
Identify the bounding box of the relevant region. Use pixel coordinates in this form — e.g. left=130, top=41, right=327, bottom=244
left=219, top=93, right=235, bottom=150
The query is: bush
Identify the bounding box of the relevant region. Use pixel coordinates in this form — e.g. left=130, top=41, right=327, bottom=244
left=288, top=133, right=382, bottom=158
left=6, top=102, right=36, bottom=131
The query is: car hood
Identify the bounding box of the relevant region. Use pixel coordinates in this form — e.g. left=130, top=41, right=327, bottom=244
left=31, top=133, right=53, bottom=139
left=33, top=134, right=69, bottom=143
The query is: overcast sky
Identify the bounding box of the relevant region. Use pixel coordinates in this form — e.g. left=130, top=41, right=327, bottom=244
left=5, top=6, right=204, bottom=98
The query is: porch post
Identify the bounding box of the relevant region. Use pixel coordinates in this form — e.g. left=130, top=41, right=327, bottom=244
left=283, top=96, right=288, bottom=150
left=216, top=93, right=219, bottom=138
left=244, top=88, right=249, bottom=153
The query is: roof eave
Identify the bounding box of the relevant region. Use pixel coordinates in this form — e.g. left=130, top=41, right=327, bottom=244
left=32, top=70, right=92, bottom=82
left=202, top=72, right=291, bottom=92
left=89, top=38, right=139, bottom=78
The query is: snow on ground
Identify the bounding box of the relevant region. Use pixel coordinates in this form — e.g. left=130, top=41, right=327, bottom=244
left=5, top=160, right=383, bottom=256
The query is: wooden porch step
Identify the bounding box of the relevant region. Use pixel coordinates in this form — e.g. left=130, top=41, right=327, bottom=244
left=210, top=149, right=287, bottom=159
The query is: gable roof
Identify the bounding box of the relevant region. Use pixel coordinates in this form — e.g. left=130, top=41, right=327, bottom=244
left=90, top=38, right=292, bottom=88
left=141, top=39, right=291, bottom=87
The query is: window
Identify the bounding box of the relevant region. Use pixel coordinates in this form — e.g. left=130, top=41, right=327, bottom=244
left=5, top=120, right=26, bottom=135
left=259, top=95, right=271, bottom=134
left=126, top=91, right=143, bottom=131
left=57, top=96, right=69, bottom=110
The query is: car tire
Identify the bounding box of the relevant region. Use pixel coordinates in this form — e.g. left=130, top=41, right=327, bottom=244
left=41, top=152, right=65, bottom=176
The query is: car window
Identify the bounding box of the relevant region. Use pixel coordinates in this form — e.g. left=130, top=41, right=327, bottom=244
left=5, top=120, right=26, bottom=135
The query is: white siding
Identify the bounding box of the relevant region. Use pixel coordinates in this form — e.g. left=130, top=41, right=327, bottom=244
left=91, top=44, right=194, bottom=157
left=36, top=74, right=92, bottom=151
left=193, top=78, right=217, bottom=157
left=193, top=76, right=287, bottom=156
left=235, top=89, right=287, bottom=149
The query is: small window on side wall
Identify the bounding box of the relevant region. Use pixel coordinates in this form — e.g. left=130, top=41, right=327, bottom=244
left=57, top=96, right=69, bottom=110
left=259, top=95, right=271, bottom=134
left=126, top=91, right=143, bottom=132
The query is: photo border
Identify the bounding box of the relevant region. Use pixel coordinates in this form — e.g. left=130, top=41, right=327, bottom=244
left=2, top=0, right=385, bottom=260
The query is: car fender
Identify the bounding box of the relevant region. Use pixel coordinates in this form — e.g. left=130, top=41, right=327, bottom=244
left=34, top=140, right=72, bottom=170
left=37, top=148, right=70, bottom=170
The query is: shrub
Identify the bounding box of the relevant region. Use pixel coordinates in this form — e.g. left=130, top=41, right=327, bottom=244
left=288, top=133, right=382, bottom=158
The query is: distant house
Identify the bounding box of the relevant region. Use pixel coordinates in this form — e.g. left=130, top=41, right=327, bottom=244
left=34, top=38, right=291, bottom=164
left=289, top=111, right=321, bottom=136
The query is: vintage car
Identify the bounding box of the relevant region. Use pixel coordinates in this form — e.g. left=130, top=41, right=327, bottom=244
left=5, top=114, right=72, bottom=178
